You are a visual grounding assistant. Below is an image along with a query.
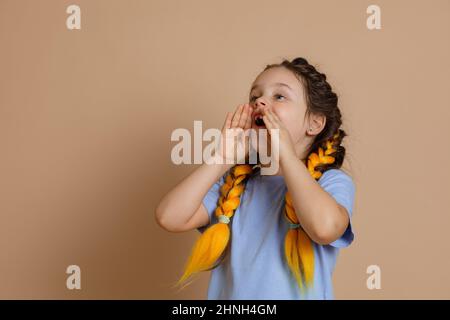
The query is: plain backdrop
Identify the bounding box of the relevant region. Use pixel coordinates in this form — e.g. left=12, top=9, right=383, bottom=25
left=0, top=0, right=449, bottom=299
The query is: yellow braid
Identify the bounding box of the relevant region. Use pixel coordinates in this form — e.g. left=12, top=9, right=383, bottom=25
left=175, top=164, right=253, bottom=289
left=284, top=132, right=340, bottom=293
left=175, top=132, right=341, bottom=293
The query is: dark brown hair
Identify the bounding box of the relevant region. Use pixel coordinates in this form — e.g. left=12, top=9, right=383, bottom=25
left=262, top=57, right=347, bottom=174
left=175, top=57, right=349, bottom=290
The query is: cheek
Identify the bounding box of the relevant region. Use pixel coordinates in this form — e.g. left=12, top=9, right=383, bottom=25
left=274, top=106, right=291, bottom=124
left=275, top=106, right=303, bottom=139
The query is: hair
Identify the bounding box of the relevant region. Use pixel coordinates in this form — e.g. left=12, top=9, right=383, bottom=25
left=173, top=57, right=347, bottom=294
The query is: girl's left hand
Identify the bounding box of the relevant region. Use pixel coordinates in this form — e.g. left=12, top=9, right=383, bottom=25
left=262, top=109, right=297, bottom=163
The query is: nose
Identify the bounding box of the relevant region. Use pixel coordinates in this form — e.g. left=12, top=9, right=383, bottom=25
left=253, top=97, right=269, bottom=111
left=253, top=98, right=271, bottom=113
left=254, top=98, right=266, bottom=108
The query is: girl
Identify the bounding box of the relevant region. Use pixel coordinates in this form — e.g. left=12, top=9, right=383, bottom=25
left=155, top=57, right=356, bottom=300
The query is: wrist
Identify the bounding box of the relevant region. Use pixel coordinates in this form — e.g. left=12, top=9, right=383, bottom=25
left=279, top=148, right=298, bottom=167
left=205, top=154, right=234, bottom=173
left=280, top=152, right=308, bottom=176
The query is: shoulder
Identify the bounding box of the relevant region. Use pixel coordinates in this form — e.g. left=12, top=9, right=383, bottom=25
left=318, top=168, right=355, bottom=189
left=319, top=168, right=356, bottom=217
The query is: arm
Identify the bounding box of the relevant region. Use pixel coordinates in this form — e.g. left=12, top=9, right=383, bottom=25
left=155, top=161, right=233, bottom=232
left=155, top=103, right=254, bottom=233
left=281, top=153, right=349, bottom=245
left=261, top=108, right=349, bottom=245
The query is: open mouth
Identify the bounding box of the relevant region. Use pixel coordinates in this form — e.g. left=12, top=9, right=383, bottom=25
left=254, top=114, right=266, bottom=127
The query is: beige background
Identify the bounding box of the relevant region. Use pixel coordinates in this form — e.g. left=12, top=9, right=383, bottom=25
left=0, top=0, right=449, bottom=299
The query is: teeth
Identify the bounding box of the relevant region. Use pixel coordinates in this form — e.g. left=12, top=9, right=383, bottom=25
left=254, top=115, right=265, bottom=126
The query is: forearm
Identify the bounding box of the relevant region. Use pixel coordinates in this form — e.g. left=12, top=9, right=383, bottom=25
left=155, top=160, right=233, bottom=227
left=280, top=153, right=347, bottom=244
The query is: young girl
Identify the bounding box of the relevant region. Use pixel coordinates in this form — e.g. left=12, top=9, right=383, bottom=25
left=155, top=57, right=356, bottom=300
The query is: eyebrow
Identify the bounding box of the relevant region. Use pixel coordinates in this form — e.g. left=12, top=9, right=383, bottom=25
left=250, top=82, right=293, bottom=93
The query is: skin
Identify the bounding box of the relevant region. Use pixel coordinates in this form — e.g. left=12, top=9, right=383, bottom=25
left=156, top=66, right=349, bottom=245
left=248, top=66, right=350, bottom=245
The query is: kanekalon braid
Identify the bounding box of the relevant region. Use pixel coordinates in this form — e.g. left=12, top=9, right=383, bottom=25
left=216, top=165, right=252, bottom=220
left=175, top=164, right=253, bottom=288
left=283, top=131, right=340, bottom=293
left=307, top=132, right=340, bottom=179
left=175, top=132, right=342, bottom=292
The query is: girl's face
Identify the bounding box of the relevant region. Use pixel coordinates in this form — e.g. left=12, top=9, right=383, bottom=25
left=249, top=66, right=318, bottom=160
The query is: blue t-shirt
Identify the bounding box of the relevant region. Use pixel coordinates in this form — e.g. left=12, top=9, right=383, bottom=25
left=197, top=166, right=356, bottom=300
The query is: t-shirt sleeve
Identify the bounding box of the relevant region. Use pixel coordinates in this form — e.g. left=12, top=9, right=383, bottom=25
left=196, top=170, right=229, bottom=234
left=318, top=169, right=356, bottom=248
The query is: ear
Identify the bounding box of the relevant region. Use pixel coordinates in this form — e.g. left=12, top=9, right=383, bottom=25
left=307, top=113, right=326, bottom=136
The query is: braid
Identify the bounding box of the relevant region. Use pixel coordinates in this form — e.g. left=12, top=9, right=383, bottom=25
left=175, top=133, right=341, bottom=292
left=275, top=58, right=347, bottom=292
left=284, top=130, right=341, bottom=293
left=306, top=131, right=341, bottom=179
left=176, top=57, right=348, bottom=294
left=175, top=164, right=253, bottom=288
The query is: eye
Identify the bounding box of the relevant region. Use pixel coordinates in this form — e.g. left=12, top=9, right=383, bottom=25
left=250, top=93, right=286, bottom=102
left=274, top=94, right=285, bottom=101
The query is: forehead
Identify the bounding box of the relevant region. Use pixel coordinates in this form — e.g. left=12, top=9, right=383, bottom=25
left=251, top=67, right=302, bottom=93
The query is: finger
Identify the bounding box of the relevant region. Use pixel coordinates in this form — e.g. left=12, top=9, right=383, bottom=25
left=223, top=112, right=233, bottom=130
left=262, top=109, right=276, bottom=128
left=263, top=118, right=280, bottom=142
left=244, top=104, right=253, bottom=129
left=264, top=109, right=276, bottom=121
left=267, top=109, right=282, bottom=124
left=265, top=109, right=282, bottom=128
left=231, top=104, right=244, bottom=128
left=262, top=114, right=275, bottom=131
left=240, top=104, right=253, bottom=129
left=238, top=104, right=249, bottom=128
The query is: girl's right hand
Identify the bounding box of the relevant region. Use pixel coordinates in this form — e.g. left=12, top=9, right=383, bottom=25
left=215, top=103, right=254, bottom=165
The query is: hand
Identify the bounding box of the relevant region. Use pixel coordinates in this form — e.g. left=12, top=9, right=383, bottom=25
left=214, top=103, right=254, bottom=165
left=261, top=109, right=297, bottom=164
